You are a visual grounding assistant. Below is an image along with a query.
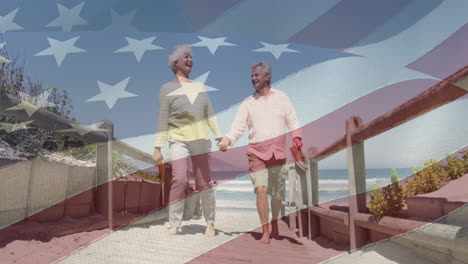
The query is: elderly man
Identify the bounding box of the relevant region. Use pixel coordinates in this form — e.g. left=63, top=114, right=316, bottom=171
left=218, top=61, right=302, bottom=244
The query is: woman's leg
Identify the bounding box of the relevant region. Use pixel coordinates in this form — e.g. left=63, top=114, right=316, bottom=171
left=190, top=140, right=215, bottom=226
left=168, top=140, right=190, bottom=229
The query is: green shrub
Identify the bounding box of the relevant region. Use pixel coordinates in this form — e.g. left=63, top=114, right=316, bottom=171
left=445, top=153, right=465, bottom=181
left=406, top=159, right=446, bottom=197
left=370, top=155, right=468, bottom=218
left=368, top=169, right=405, bottom=217
left=461, top=150, right=468, bottom=174
left=1, top=43, right=76, bottom=155
left=131, top=170, right=160, bottom=183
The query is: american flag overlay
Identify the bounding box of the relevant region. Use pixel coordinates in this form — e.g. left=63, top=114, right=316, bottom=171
left=0, top=0, right=467, bottom=263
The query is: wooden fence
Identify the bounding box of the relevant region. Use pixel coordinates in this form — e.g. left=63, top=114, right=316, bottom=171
left=286, top=66, right=468, bottom=250
left=0, top=91, right=158, bottom=229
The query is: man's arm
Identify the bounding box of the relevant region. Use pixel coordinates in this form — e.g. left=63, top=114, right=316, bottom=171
left=218, top=101, right=249, bottom=151
left=284, top=95, right=303, bottom=148
left=225, top=101, right=249, bottom=146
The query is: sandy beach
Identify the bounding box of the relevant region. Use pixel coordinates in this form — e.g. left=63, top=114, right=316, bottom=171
left=59, top=208, right=262, bottom=264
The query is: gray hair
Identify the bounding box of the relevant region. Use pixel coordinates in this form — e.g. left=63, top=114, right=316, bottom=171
left=252, top=61, right=272, bottom=84
left=168, top=44, right=192, bottom=74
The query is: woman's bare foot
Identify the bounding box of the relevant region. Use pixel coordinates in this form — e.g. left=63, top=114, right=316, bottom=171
left=260, top=232, right=270, bottom=244
left=205, top=224, right=215, bottom=237
left=167, top=227, right=179, bottom=235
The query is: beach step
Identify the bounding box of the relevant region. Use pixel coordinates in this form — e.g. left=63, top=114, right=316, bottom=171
left=324, top=240, right=440, bottom=264
left=406, top=174, right=468, bottom=220
left=189, top=218, right=348, bottom=264
left=392, top=204, right=468, bottom=264
left=325, top=204, right=468, bottom=264
left=59, top=210, right=264, bottom=264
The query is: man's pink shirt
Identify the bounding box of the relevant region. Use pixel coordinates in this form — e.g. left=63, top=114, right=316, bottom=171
left=225, top=88, right=302, bottom=160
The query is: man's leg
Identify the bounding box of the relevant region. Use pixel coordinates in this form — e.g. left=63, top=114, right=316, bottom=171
left=248, top=153, right=271, bottom=244
left=256, top=186, right=270, bottom=244
left=270, top=197, right=281, bottom=239
left=268, top=162, right=286, bottom=239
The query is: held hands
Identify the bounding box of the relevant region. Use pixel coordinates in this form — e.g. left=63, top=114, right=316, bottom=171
left=217, top=137, right=230, bottom=152
left=293, top=137, right=303, bottom=150
left=152, top=147, right=163, bottom=164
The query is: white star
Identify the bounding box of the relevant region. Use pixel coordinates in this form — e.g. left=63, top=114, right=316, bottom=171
left=85, top=77, right=138, bottom=109
left=11, top=120, right=34, bottom=133
left=85, top=122, right=111, bottom=132
left=0, top=120, right=34, bottom=134
left=46, top=2, right=88, bottom=32
left=18, top=89, right=56, bottom=108
left=114, top=36, right=164, bottom=62
left=0, top=42, right=9, bottom=63
left=167, top=83, right=206, bottom=104
left=104, top=9, right=137, bottom=32
left=56, top=123, right=108, bottom=136
left=35, top=36, right=86, bottom=67
left=193, top=72, right=218, bottom=92
left=0, top=8, right=23, bottom=33
left=167, top=72, right=217, bottom=104
left=252, top=42, right=299, bottom=60
left=191, top=36, right=237, bottom=55
left=5, top=101, right=39, bottom=117
left=454, top=75, right=468, bottom=91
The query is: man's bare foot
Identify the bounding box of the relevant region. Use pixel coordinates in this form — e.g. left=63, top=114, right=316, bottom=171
left=167, top=227, right=178, bottom=235
left=205, top=224, right=215, bottom=237
left=260, top=232, right=270, bottom=244
left=270, top=227, right=279, bottom=240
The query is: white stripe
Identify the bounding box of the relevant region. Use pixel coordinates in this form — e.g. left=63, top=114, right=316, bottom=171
left=215, top=56, right=437, bottom=148
left=200, top=0, right=341, bottom=41
left=220, top=178, right=392, bottom=186
left=347, top=0, right=468, bottom=67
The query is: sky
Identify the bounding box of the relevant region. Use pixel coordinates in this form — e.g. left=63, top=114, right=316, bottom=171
left=0, top=0, right=467, bottom=169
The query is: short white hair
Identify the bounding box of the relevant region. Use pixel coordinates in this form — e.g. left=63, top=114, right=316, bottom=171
left=252, top=61, right=272, bottom=84
left=168, top=44, right=192, bottom=74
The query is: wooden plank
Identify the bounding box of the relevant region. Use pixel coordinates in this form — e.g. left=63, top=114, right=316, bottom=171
left=346, top=116, right=368, bottom=250
left=354, top=213, right=428, bottom=236
left=309, top=206, right=349, bottom=227
left=310, top=66, right=468, bottom=161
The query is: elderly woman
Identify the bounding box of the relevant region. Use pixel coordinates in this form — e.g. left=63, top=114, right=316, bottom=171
left=153, top=44, right=222, bottom=236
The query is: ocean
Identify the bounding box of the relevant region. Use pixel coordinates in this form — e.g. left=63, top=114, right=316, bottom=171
left=213, top=168, right=413, bottom=211
left=126, top=157, right=413, bottom=211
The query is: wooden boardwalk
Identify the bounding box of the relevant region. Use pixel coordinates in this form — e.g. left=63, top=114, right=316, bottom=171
left=189, top=218, right=348, bottom=264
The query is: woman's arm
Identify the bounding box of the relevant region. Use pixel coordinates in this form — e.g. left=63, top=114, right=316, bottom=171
left=205, top=93, right=223, bottom=140
left=153, top=86, right=170, bottom=162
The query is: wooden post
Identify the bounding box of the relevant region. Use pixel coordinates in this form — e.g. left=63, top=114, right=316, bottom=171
left=308, top=147, right=319, bottom=207
left=288, top=164, right=297, bottom=231
left=346, top=116, right=368, bottom=250
left=281, top=171, right=286, bottom=218
left=96, top=120, right=113, bottom=229
left=308, top=149, right=320, bottom=239
left=295, top=163, right=307, bottom=238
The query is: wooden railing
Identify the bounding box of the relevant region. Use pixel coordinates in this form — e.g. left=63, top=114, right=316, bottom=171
left=286, top=66, right=468, bottom=249
left=2, top=65, right=467, bottom=238
left=0, top=92, right=157, bottom=229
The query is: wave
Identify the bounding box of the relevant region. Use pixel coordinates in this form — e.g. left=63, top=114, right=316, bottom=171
left=216, top=186, right=350, bottom=193
left=216, top=200, right=257, bottom=209
left=216, top=186, right=253, bottom=193
left=218, top=178, right=391, bottom=187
